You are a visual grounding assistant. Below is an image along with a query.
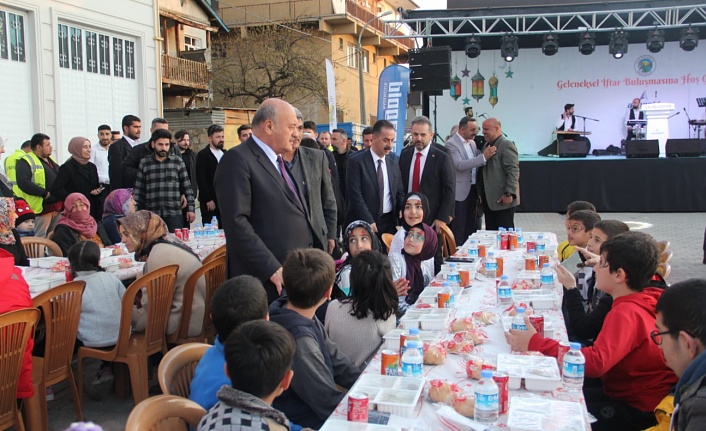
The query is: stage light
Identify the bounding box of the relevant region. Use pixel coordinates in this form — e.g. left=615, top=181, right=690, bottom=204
left=646, top=28, right=665, bottom=53
left=609, top=29, right=628, bottom=59
left=465, top=35, right=481, bottom=58
left=680, top=26, right=699, bottom=51
left=500, top=33, right=519, bottom=62
left=578, top=31, right=595, bottom=55
left=542, top=33, right=559, bottom=56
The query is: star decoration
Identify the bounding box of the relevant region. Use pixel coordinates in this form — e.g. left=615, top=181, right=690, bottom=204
left=505, top=68, right=514, bottom=78
left=461, top=67, right=470, bottom=77
left=462, top=97, right=471, bottom=105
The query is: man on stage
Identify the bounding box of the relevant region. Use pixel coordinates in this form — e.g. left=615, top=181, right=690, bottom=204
left=556, top=103, right=579, bottom=140
left=625, top=98, right=645, bottom=141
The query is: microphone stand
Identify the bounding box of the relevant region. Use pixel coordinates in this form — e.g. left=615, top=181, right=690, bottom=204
left=574, top=114, right=599, bottom=134
left=683, top=108, right=696, bottom=138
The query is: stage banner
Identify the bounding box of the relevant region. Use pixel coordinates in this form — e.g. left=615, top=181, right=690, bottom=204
left=325, top=59, right=337, bottom=132
left=377, top=64, right=409, bottom=154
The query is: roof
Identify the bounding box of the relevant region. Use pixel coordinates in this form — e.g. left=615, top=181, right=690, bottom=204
left=195, top=0, right=229, bottom=32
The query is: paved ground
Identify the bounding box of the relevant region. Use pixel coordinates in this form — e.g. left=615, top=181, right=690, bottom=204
left=41, top=212, right=706, bottom=431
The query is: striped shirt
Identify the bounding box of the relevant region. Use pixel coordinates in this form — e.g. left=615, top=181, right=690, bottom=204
left=134, top=154, right=195, bottom=217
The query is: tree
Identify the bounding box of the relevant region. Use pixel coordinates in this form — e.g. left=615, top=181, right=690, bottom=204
left=211, top=23, right=329, bottom=108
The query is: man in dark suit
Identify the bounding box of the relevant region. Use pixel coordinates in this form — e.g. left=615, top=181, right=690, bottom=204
left=108, top=114, right=141, bottom=189
left=121, top=118, right=172, bottom=189
left=214, top=98, right=315, bottom=303
left=281, top=109, right=337, bottom=254
left=196, top=124, right=225, bottom=227
left=478, top=118, right=520, bottom=230
left=345, top=119, right=404, bottom=237
left=399, top=116, right=456, bottom=232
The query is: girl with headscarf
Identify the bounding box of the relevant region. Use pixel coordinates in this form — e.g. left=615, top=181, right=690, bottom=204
left=51, top=137, right=104, bottom=221
left=116, top=210, right=205, bottom=338
left=388, top=222, right=438, bottom=313
left=53, top=193, right=112, bottom=256
left=101, top=189, right=135, bottom=244
left=389, top=192, right=435, bottom=277
left=0, top=197, right=29, bottom=265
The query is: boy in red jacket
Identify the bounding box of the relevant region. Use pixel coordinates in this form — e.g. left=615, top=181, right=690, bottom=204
left=506, top=231, right=677, bottom=431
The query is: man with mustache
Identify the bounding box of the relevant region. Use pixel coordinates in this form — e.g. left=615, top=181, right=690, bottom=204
left=196, top=124, right=225, bottom=227
left=345, top=119, right=404, bottom=239
left=133, top=128, right=195, bottom=232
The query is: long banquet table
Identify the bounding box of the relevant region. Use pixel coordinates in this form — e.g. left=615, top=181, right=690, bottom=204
left=323, top=231, right=592, bottom=430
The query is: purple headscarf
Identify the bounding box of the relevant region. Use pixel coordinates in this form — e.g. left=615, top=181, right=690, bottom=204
left=403, top=222, right=438, bottom=304
left=102, top=188, right=133, bottom=219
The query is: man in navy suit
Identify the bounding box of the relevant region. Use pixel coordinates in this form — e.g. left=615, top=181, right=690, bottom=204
left=345, top=119, right=404, bottom=237
left=399, top=116, right=456, bottom=233
left=214, top=98, right=315, bottom=303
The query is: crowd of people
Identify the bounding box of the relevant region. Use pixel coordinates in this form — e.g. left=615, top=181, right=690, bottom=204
left=1, top=97, right=705, bottom=431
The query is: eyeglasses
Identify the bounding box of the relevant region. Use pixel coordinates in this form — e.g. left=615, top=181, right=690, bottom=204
left=405, top=231, right=426, bottom=243
left=650, top=329, right=677, bottom=345
left=566, top=225, right=585, bottom=234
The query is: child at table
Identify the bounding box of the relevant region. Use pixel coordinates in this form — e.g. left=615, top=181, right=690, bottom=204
left=69, top=241, right=125, bottom=383
left=198, top=320, right=296, bottom=431
left=14, top=198, right=36, bottom=237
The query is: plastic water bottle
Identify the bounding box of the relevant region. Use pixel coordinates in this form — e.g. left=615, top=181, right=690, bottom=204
left=403, top=328, right=424, bottom=357
left=536, top=235, right=546, bottom=253
left=474, top=370, right=499, bottom=424
left=485, top=252, right=497, bottom=280
left=468, top=239, right=479, bottom=258
left=496, top=228, right=505, bottom=249
left=447, top=263, right=461, bottom=287
left=193, top=223, right=203, bottom=238
left=562, top=342, right=586, bottom=392
left=497, top=275, right=513, bottom=306
left=401, top=341, right=423, bottom=378
left=211, top=216, right=218, bottom=227
left=511, top=307, right=527, bottom=330
left=437, top=282, right=454, bottom=308
left=541, top=263, right=555, bottom=287
left=516, top=228, right=524, bottom=249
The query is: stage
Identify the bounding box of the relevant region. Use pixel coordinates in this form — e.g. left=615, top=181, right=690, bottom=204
left=516, top=155, right=706, bottom=213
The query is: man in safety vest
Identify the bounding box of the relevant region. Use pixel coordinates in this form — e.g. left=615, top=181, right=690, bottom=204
left=4, top=140, right=31, bottom=189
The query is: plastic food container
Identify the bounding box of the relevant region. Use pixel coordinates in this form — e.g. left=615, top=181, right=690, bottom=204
left=419, top=314, right=449, bottom=331
left=514, top=270, right=542, bottom=290
left=512, top=290, right=556, bottom=310
left=382, top=329, right=442, bottom=350
left=29, top=257, right=68, bottom=269
left=496, top=354, right=561, bottom=392
left=99, top=247, right=114, bottom=259
left=417, top=286, right=463, bottom=305
left=345, top=375, right=425, bottom=418
left=507, top=397, right=587, bottom=431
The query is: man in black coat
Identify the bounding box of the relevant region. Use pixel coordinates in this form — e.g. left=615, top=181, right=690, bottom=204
left=214, top=99, right=315, bottom=303
left=121, top=118, right=172, bottom=189
left=108, top=114, right=141, bottom=189
left=175, top=130, right=197, bottom=228
left=196, top=124, right=225, bottom=227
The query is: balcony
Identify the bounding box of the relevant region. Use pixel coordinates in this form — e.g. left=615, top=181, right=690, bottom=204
left=161, top=54, right=209, bottom=93
left=344, top=1, right=414, bottom=49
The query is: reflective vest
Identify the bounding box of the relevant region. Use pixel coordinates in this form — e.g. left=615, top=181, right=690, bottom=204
left=13, top=152, right=46, bottom=214
left=4, top=149, right=27, bottom=187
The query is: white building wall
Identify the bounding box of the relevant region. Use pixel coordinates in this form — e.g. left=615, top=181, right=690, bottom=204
left=0, top=0, right=159, bottom=161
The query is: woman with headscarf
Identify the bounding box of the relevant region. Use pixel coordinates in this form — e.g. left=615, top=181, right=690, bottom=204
left=389, top=192, right=435, bottom=277
left=0, top=197, right=29, bottom=265
left=101, top=189, right=135, bottom=244
left=388, top=222, right=438, bottom=313
left=53, top=193, right=112, bottom=256
left=51, top=137, right=104, bottom=221
left=117, top=210, right=205, bottom=338
left=0, top=136, right=13, bottom=197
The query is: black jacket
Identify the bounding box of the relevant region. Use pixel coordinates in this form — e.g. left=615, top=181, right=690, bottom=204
left=399, top=144, right=456, bottom=223
left=51, top=158, right=102, bottom=221
left=195, top=146, right=219, bottom=207
left=181, top=148, right=198, bottom=197
left=107, top=138, right=132, bottom=190
left=53, top=223, right=112, bottom=257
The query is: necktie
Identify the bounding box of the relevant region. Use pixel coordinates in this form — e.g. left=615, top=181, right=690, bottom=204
left=412, top=152, right=422, bottom=192
left=377, top=159, right=385, bottom=215
left=277, top=155, right=304, bottom=211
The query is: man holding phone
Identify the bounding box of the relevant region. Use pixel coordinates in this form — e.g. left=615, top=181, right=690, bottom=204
left=477, top=118, right=519, bottom=230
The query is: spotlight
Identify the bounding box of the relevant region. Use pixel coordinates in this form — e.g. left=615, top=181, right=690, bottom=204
left=465, top=35, right=481, bottom=58
left=542, top=33, right=559, bottom=56
left=609, top=29, right=629, bottom=59
left=578, top=31, right=595, bottom=55
left=646, top=28, right=665, bottom=53
left=500, top=33, right=519, bottom=62
left=680, top=26, right=699, bottom=51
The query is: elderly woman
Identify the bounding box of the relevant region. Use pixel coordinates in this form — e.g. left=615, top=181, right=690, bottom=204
left=101, top=189, right=134, bottom=244
left=117, top=210, right=205, bottom=338
left=51, top=137, right=104, bottom=221
left=389, top=222, right=438, bottom=313
left=0, top=197, right=29, bottom=265
left=53, top=193, right=112, bottom=256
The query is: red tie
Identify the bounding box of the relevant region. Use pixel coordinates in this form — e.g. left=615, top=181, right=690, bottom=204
left=412, top=152, right=422, bottom=192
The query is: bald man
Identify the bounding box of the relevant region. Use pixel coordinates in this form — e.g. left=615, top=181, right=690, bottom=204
left=214, top=98, right=316, bottom=303
left=477, top=118, right=520, bottom=230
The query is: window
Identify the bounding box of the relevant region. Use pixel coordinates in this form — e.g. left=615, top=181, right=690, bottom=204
left=184, top=35, right=202, bottom=51
left=0, top=10, right=26, bottom=62
left=58, top=22, right=135, bottom=79
left=346, top=43, right=357, bottom=69
left=362, top=48, right=369, bottom=73
left=338, top=37, right=343, bottom=50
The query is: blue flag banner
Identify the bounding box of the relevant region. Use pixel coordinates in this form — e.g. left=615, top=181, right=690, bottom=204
left=377, top=65, right=409, bottom=155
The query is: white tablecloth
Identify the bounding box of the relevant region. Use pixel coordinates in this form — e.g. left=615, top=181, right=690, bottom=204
left=324, top=231, right=592, bottom=430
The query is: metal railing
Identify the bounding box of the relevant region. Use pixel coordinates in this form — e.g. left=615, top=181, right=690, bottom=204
left=345, top=0, right=414, bottom=49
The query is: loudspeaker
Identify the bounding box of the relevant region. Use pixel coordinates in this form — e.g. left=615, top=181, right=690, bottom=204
left=558, top=139, right=590, bottom=158
left=626, top=140, right=659, bottom=158
left=409, top=46, right=451, bottom=92
left=666, top=139, right=703, bottom=157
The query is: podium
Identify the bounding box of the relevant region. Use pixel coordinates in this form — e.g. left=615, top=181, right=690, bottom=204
left=642, top=102, right=675, bottom=156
